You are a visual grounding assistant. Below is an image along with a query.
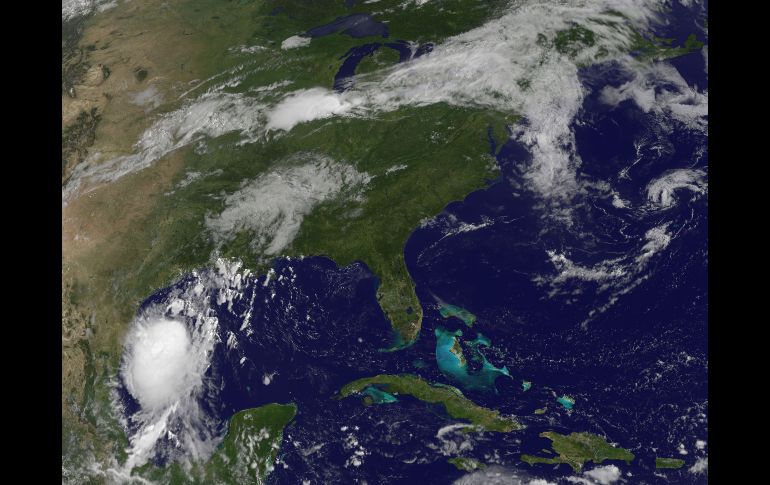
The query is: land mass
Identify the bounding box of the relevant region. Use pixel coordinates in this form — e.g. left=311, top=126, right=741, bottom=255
left=135, top=403, right=297, bottom=484
left=338, top=374, right=521, bottom=432
left=448, top=456, right=485, bottom=472
left=520, top=431, right=634, bottom=472
left=655, top=457, right=685, bottom=469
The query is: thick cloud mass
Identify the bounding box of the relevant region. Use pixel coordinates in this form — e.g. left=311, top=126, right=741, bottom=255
left=123, top=318, right=195, bottom=409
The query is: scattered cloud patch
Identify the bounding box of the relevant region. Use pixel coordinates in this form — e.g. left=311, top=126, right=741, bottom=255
left=63, top=92, right=265, bottom=203
left=536, top=220, right=674, bottom=326
left=452, top=465, right=557, bottom=484
left=266, top=88, right=363, bottom=131
left=281, top=35, right=311, bottom=49
left=689, top=457, right=707, bottom=474
left=583, top=464, right=623, bottom=484
left=131, top=84, right=164, bottom=111
left=599, top=63, right=708, bottom=133
left=62, top=0, right=115, bottom=20
left=646, top=169, right=707, bottom=208
left=429, top=423, right=479, bottom=456
left=206, top=154, right=370, bottom=255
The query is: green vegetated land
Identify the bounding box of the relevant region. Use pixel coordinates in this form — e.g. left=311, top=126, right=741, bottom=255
left=339, top=374, right=521, bottom=432
left=159, top=0, right=511, bottom=111
left=540, top=19, right=704, bottom=64
left=439, top=302, right=478, bottom=327
left=206, top=404, right=297, bottom=484
left=630, top=32, right=704, bottom=61
left=520, top=431, right=635, bottom=472
left=448, top=456, right=485, bottom=472
left=135, top=403, right=297, bottom=484
left=135, top=105, right=509, bottom=348
left=655, top=457, right=685, bottom=469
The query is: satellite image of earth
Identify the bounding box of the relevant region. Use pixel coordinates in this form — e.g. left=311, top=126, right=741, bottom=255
left=61, top=0, right=707, bottom=483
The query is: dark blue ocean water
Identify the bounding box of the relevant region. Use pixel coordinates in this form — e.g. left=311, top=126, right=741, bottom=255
left=119, top=2, right=707, bottom=483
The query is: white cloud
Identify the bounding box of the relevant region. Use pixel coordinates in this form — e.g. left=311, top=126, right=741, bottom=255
left=545, top=249, right=626, bottom=288
left=689, top=457, right=708, bottom=474
left=206, top=154, right=370, bottom=255
left=62, top=0, right=98, bottom=20
left=62, top=0, right=118, bottom=21
left=123, top=318, right=195, bottom=409
left=131, top=84, right=164, bottom=111
left=646, top=169, right=707, bottom=208
left=236, top=0, right=673, bottom=205
left=452, top=465, right=557, bottom=484
left=67, top=0, right=705, bottom=216
left=63, top=92, right=265, bottom=203
left=599, top=63, right=708, bottom=133
left=637, top=224, right=672, bottom=263
left=117, top=261, right=251, bottom=472
left=385, top=164, right=408, bottom=175
left=583, top=464, right=622, bottom=484
left=430, top=423, right=479, bottom=456
left=266, top=88, right=364, bottom=131
left=281, top=35, right=311, bottom=50
left=538, top=220, right=673, bottom=325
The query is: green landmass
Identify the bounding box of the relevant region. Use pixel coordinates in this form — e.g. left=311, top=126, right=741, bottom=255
left=338, top=374, right=521, bottom=432
left=260, top=0, right=510, bottom=49
left=449, top=338, right=468, bottom=366
left=362, top=385, right=399, bottom=404
left=130, top=104, right=508, bottom=349
left=439, top=303, right=478, bottom=327
left=206, top=404, right=297, bottom=484
left=544, top=20, right=704, bottom=63
left=655, top=457, right=685, bottom=469
left=134, top=403, right=297, bottom=484
left=279, top=108, right=508, bottom=346
left=448, top=456, right=485, bottom=472
left=630, top=32, right=705, bottom=61
left=553, top=24, right=596, bottom=58
left=520, top=431, right=634, bottom=472
left=534, top=407, right=547, bottom=415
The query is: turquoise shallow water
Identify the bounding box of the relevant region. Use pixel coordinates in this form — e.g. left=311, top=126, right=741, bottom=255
left=363, top=386, right=398, bottom=404
left=556, top=395, right=575, bottom=410
left=438, top=302, right=477, bottom=327
left=434, top=327, right=510, bottom=391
